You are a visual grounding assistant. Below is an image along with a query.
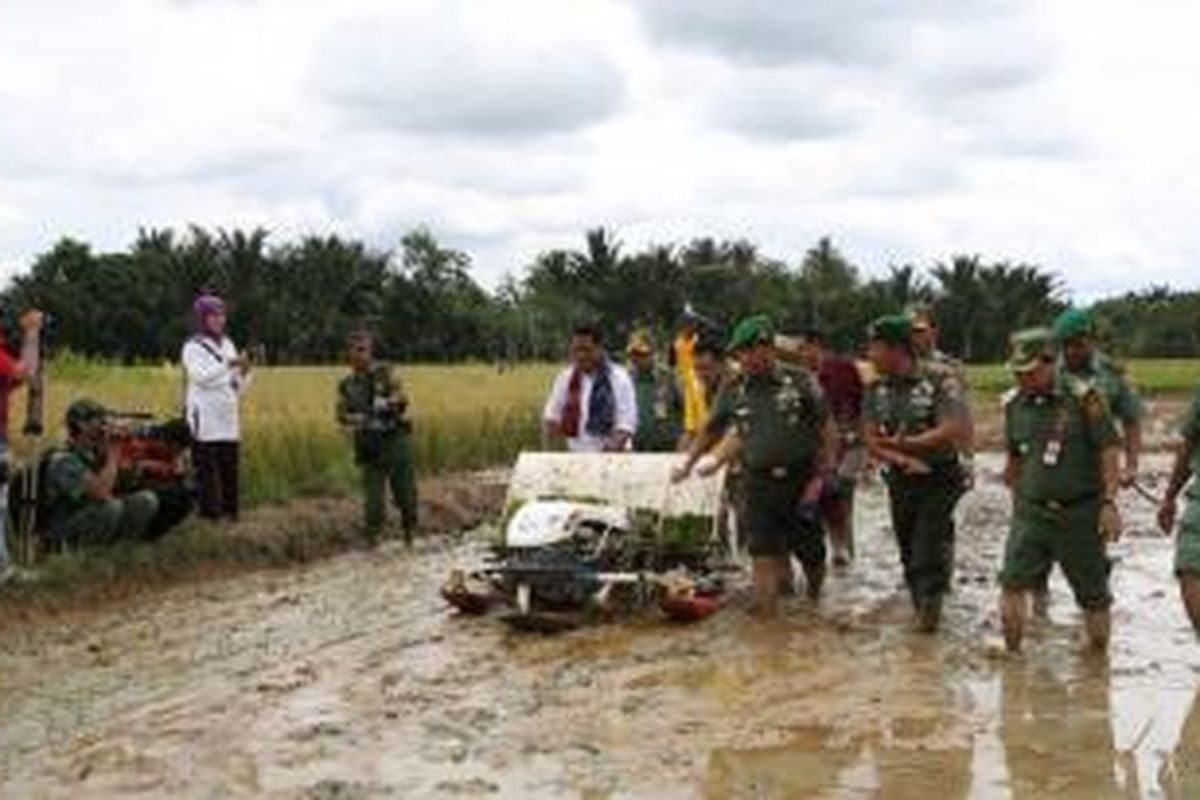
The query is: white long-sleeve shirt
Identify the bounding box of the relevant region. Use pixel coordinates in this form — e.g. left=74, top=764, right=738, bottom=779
left=182, top=335, right=250, bottom=442
left=542, top=363, right=637, bottom=452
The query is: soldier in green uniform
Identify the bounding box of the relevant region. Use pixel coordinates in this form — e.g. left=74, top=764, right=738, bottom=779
left=627, top=331, right=684, bottom=452
left=43, top=399, right=160, bottom=547
left=674, top=315, right=833, bottom=617
left=337, top=332, right=417, bottom=546
left=1030, top=308, right=1144, bottom=613
left=999, top=328, right=1122, bottom=654
left=909, top=305, right=976, bottom=585
left=1054, top=307, right=1143, bottom=484
left=863, top=315, right=970, bottom=632
left=1156, top=382, right=1200, bottom=636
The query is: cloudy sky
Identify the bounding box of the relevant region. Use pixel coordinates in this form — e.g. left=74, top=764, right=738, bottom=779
left=1, top=0, right=1198, bottom=299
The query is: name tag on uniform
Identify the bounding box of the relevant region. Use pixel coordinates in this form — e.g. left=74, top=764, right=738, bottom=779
left=1042, top=439, right=1061, bottom=467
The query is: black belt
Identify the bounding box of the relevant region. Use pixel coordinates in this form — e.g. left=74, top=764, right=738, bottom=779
left=1030, top=493, right=1098, bottom=512
left=748, top=465, right=810, bottom=481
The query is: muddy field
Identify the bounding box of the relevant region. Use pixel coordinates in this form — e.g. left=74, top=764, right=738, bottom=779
left=2, top=452, right=1199, bottom=799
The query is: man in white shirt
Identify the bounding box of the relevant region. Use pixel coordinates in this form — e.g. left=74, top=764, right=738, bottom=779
left=542, top=323, right=637, bottom=453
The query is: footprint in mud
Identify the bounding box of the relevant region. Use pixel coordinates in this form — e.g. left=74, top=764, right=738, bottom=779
left=255, top=662, right=319, bottom=694
left=68, top=742, right=169, bottom=793
left=435, top=777, right=501, bottom=796
left=287, top=721, right=346, bottom=742
left=301, top=778, right=396, bottom=799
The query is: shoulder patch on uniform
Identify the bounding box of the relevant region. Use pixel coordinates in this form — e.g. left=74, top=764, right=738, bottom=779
left=1079, top=386, right=1108, bottom=423
left=1063, top=374, right=1092, bottom=400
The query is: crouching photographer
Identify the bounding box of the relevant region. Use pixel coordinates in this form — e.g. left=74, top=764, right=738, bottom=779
left=42, top=399, right=160, bottom=547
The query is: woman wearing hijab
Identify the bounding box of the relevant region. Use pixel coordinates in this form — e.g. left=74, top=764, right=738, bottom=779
left=182, top=294, right=251, bottom=521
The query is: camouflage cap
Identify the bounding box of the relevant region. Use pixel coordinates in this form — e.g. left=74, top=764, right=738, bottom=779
left=727, top=315, right=775, bottom=352
left=868, top=314, right=913, bottom=346
left=1052, top=307, right=1093, bottom=341
left=626, top=329, right=654, bottom=355
left=66, top=398, right=107, bottom=430
left=1007, top=327, right=1057, bottom=373
left=906, top=305, right=935, bottom=332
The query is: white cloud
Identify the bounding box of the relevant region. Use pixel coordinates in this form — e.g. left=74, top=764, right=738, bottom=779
left=316, top=2, right=627, bottom=137
left=0, top=0, right=1199, bottom=301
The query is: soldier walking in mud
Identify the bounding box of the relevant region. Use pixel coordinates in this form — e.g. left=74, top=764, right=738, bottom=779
left=863, top=314, right=970, bottom=632
left=998, top=329, right=1122, bottom=654
left=675, top=315, right=833, bottom=617
left=1156, top=382, right=1200, bottom=636
left=1030, top=307, right=1144, bottom=612
left=337, top=332, right=418, bottom=546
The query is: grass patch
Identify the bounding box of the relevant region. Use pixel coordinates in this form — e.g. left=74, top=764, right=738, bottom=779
left=968, top=359, right=1200, bottom=398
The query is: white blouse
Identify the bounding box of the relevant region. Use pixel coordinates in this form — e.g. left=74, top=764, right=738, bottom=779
left=182, top=336, right=251, bottom=442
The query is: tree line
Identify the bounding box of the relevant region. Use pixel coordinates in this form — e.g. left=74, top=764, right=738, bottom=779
left=1, top=225, right=1195, bottom=364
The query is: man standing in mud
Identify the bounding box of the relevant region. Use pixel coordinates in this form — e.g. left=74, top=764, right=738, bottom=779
left=998, top=329, right=1122, bottom=654
left=863, top=315, right=970, bottom=632
left=789, top=328, right=865, bottom=568
left=675, top=315, right=833, bottom=617
left=337, top=332, right=418, bottom=546
left=626, top=331, right=684, bottom=452
left=1156, top=381, right=1200, bottom=637
left=1031, top=308, right=1143, bottom=611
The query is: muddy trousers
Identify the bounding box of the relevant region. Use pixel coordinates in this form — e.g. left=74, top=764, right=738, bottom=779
left=361, top=433, right=418, bottom=542
left=885, top=466, right=964, bottom=606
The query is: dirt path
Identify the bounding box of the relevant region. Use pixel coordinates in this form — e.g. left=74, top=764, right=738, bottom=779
left=2, top=454, right=1199, bottom=798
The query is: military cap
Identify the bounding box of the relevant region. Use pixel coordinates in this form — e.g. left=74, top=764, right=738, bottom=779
left=868, top=314, right=913, bottom=345
left=66, top=398, right=107, bottom=430
left=1007, top=327, right=1057, bottom=373
left=906, top=305, right=935, bottom=332
left=626, top=329, right=653, bottom=355
left=1052, top=307, right=1094, bottom=341
left=727, top=315, right=775, bottom=352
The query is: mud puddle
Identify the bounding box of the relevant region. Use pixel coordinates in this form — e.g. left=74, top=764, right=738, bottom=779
left=2, top=454, right=1198, bottom=798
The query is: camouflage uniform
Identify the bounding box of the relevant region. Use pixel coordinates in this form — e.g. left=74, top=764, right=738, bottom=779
left=337, top=364, right=417, bottom=543
left=999, top=374, right=1118, bottom=609
left=707, top=363, right=830, bottom=563
left=864, top=359, right=968, bottom=607
left=1062, top=352, right=1143, bottom=434
left=43, top=443, right=159, bottom=546
left=631, top=363, right=684, bottom=452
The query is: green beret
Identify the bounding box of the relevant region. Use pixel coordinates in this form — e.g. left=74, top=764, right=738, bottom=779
left=1007, top=327, right=1057, bottom=373
left=868, top=314, right=913, bottom=345
left=727, top=314, right=775, bottom=352
left=66, top=398, right=107, bottom=430
left=1053, top=307, right=1093, bottom=341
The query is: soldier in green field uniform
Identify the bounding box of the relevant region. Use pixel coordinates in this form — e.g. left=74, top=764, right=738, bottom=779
left=627, top=331, right=684, bottom=452
left=863, top=315, right=971, bottom=632
left=1029, top=308, right=1143, bottom=612
left=337, top=332, right=417, bottom=546
left=674, top=315, right=833, bottom=617
left=1156, top=381, right=1200, bottom=637
left=999, top=328, right=1122, bottom=654
left=44, top=399, right=160, bottom=547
